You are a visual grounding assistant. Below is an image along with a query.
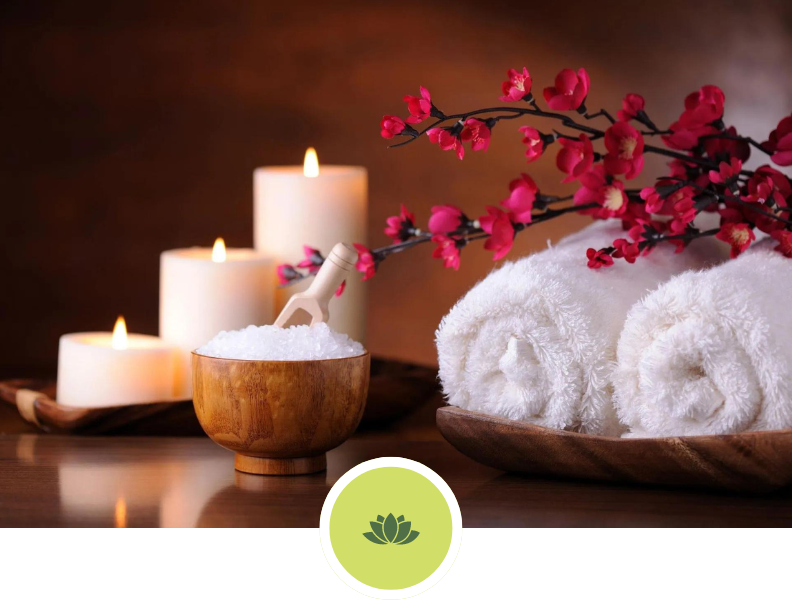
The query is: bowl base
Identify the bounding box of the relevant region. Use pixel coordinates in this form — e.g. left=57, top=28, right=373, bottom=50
left=234, top=453, right=327, bottom=476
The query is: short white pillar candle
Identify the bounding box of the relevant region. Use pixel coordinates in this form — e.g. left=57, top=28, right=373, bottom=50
left=56, top=317, right=178, bottom=407
left=159, top=239, right=274, bottom=398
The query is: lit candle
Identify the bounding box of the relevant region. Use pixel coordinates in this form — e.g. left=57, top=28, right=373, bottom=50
left=254, top=149, right=368, bottom=343
left=159, top=238, right=274, bottom=398
left=56, top=316, right=178, bottom=407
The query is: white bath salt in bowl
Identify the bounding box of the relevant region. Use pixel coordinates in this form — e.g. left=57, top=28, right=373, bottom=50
left=196, top=322, right=365, bottom=361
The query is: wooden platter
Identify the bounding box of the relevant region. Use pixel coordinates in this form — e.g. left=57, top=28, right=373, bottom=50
left=436, top=406, right=792, bottom=493
left=0, top=359, right=438, bottom=435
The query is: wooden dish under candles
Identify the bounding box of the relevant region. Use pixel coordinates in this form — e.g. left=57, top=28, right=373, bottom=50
left=192, top=351, right=370, bottom=475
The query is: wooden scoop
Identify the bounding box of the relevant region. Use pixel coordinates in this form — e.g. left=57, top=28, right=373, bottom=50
left=274, top=242, right=358, bottom=328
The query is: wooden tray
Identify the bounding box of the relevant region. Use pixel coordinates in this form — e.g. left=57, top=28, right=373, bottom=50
left=436, top=406, right=792, bottom=493
left=0, top=359, right=439, bottom=435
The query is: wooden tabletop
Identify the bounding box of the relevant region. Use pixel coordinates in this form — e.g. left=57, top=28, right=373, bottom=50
left=2, top=398, right=792, bottom=527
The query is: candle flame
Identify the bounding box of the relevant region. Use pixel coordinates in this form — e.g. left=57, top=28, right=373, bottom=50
left=304, top=147, right=319, bottom=178
left=115, top=497, right=127, bottom=528
left=112, top=315, right=128, bottom=350
left=212, top=237, right=227, bottom=263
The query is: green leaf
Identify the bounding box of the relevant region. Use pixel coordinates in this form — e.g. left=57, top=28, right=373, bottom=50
left=383, top=513, right=398, bottom=542
left=397, top=515, right=405, bottom=523
left=397, top=530, right=420, bottom=545
left=394, top=521, right=411, bottom=543
left=370, top=521, right=387, bottom=542
left=363, top=532, right=387, bottom=545
left=376, top=515, right=385, bottom=522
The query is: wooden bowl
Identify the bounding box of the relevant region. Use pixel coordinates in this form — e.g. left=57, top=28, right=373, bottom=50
left=192, top=352, right=370, bottom=475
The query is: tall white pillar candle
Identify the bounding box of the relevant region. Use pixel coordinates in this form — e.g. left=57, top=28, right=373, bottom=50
left=253, top=149, right=367, bottom=343
left=57, top=316, right=178, bottom=407
left=159, top=239, right=274, bottom=399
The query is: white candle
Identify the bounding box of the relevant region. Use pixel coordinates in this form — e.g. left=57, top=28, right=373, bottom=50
left=159, top=238, right=274, bottom=398
left=254, top=148, right=367, bottom=343
left=57, top=316, right=178, bottom=407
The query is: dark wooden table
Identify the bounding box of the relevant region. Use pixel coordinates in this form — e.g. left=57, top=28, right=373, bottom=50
left=2, top=397, right=792, bottom=527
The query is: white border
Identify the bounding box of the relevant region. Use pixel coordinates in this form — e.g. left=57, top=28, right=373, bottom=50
left=319, top=457, right=463, bottom=599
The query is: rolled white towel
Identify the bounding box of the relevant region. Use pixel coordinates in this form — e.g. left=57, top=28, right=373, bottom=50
left=436, top=220, right=726, bottom=436
left=615, top=239, right=792, bottom=437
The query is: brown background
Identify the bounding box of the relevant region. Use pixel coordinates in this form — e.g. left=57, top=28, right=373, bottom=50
left=2, top=0, right=791, bottom=375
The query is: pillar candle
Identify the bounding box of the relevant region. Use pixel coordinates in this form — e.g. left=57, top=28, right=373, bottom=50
left=159, top=239, right=273, bottom=398
left=56, top=317, right=178, bottom=407
left=253, top=148, right=367, bottom=343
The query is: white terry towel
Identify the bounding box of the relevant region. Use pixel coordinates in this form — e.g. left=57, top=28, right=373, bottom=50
left=615, top=239, right=792, bottom=437
left=435, top=220, right=726, bottom=436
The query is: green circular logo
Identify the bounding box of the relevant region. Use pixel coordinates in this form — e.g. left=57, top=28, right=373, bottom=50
left=320, top=458, right=462, bottom=598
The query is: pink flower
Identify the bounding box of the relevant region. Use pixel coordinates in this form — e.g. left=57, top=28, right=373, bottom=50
left=460, top=118, right=491, bottom=152
left=573, top=167, right=629, bottom=219
left=276, top=264, right=298, bottom=285
left=556, top=134, right=595, bottom=183
left=763, top=115, right=792, bottom=166
left=384, top=204, right=416, bottom=243
left=604, top=122, right=645, bottom=179
left=612, top=238, right=640, bottom=263
left=668, top=198, right=697, bottom=235
left=543, top=68, right=590, bottom=112
left=716, top=222, right=755, bottom=258
left=771, top=230, right=792, bottom=258
left=404, top=86, right=432, bottom=124
left=586, top=248, right=613, bottom=269
left=380, top=115, right=406, bottom=139
left=640, top=186, right=666, bottom=214
left=335, top=280, right=346, bottom=297
left=662, top=85, right=725, bottom=151
left=427, top=127, right=464, bottom=160
left=500, top=67, right=532, bottom=102
left=479, top=207, right=515, bottom=260
left=742, top=165, right=792, bottom=233
left=297, top=245, right=324, bottom=274
left=428, top=205, right=464, bottom=234
left=500, top=173, right=537, bottom=223
left=431, top=235, right=462, bottom=270
left=353, top=243, right=377, bottom=280
left=708, top=158, right=742, bottom=185
left=704, top=126, right=750, bottom=162
left=617, top=94, right=645, bottom=122
left=519, top=126, right=547, bottom=162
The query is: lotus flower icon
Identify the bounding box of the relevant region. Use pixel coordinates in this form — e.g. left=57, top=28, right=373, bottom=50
left=363, top=513, right=420, bottom=545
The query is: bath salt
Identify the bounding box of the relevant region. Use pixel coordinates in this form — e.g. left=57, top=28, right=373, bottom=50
left=196, top=322, right=365, bottom=361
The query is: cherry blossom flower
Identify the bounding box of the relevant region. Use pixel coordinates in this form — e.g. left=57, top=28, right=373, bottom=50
left=668, top=198, right=697, bottom=235
left=500, top=67, right=532, bottom=102
left=543, top=68, right=590, bottom=112
left=380, top=115, right=406, bottom=139
left=297, top=245, right=324, bottom=274
left=708, top=158, right=742, bottom=185
left=604, top=122, right=645, bottom=179
left=742, top=165, right=791, bottom=233
left=428, top=205, right=464, bottom=234
left=586, top=248, right=613, bottom=269
left=639, top=186, right=666, bottom=214
left=612, top=238, right=640, bottom=263
left=763, top=115, right=792, bottom=166
left=716, top=222, right=755, bottom=258
left=771, top=230, right=792, bottom=258
left=404, top=86, right=432, bottom=124
left=519, top=126, right=547, bottom=162
left=460, top=118, right=491, bottom=152
left=479, top=207, right=515, bottom=260
left=276, top=264, right=299, bottom=285
left=500, top=173, right=537, bottom=223
left=662, top=85, right=725, bottom=151
left=427, top=127, right=465, bottom=160
left=704, top=126, right=750, bottom=162
left=384, top=204, right=416, bottom=243
left=556, top=134, right=595, bottom=183
left=353, top=243, right=377, bottom=280
left=431, top=234, right=462, bottom=270
left=617, top=94, right=645, bottom=122
left=573, top=167, right=628, bottom=219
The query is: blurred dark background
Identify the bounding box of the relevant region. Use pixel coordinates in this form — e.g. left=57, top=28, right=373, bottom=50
left=2, top=0, right=791, bottom=375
